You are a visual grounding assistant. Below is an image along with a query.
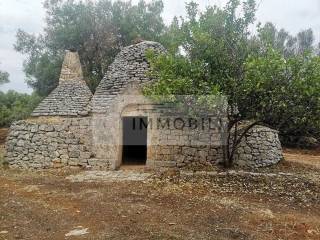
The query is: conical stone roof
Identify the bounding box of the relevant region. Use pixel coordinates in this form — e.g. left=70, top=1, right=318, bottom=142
left=92, top=41, right=166, bottom=114
left=32, top=51, right=93, bottom=117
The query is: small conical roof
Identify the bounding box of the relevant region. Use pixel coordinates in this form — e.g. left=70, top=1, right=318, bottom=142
left=32, top=50, right=92, bottom=117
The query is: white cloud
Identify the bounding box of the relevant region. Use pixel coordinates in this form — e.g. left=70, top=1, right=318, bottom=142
left=256, top=0, right=320, bottom=35
left=0, top=0, right=45, bottom=93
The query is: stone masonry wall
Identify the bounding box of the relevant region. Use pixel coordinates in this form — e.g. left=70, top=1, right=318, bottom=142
left=234, top=126, right=283, bottom=168
left=148, top=145, right=223, bottom=170
left=5, top=117, right=282, bottom=170
left=146, top=116, right=224, bottom=170
left=4, top=41, right=283, bottom=170
left=148, top=124, right=282, bottom=170
left=5, top=117, right=109, bottom=170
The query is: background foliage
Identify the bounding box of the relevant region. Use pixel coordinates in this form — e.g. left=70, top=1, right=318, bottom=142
left=0, top=70, right=9, bottom=85
left=0, top=91, right=42, bottom=127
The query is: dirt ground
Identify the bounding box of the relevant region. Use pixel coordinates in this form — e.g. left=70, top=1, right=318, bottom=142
left=0, top=128, right=320, bottom=240
left=283, top=148, right=320, bottom=169
left=0, top=129, right=8, bottom=145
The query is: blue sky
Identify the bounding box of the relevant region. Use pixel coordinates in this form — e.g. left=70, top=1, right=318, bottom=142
left=1, top=0, right=320, bottom=94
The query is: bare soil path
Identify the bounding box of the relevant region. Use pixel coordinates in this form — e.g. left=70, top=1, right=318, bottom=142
left=0, top=162, right=319, bottom=240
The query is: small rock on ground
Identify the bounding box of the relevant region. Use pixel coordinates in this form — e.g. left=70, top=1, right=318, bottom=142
left=65, top=227, right=89, bottom=237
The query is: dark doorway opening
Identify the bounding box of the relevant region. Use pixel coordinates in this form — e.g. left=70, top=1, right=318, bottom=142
left=122, top=117, right=147, bottom=165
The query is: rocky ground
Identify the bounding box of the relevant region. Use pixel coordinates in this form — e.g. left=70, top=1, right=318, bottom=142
left=0, top=128, right=319, bottom=239
left=0, top=158, right=319, bottom=240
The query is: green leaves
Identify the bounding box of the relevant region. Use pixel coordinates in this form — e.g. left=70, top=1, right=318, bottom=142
left=145, top=0, right=258, bottom=105
left=242, top=48, right=320, bottom=141
left=0, top=70, right=9, bottom=85
left=256, top=22, right=316, bottom=57
left=144, top=50, right=218, bottom=97
left=0, top=91, right=42, bottom=127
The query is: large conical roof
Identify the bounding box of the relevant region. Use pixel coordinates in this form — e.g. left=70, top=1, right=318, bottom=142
left=92, top=41, right=166, bottom=113
left=32, top=51, right=92, bottom=117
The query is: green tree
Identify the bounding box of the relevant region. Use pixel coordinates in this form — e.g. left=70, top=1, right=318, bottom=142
left=241, top=49, right=320, bottom=143
left=0, top=91, right=42, bottom=127
left=160, top=16, right=184, bottom=54
left=144, top=0, right=320, bottom=166
left=0, top=67, right=9, bottom=85
left=297, top=29, right=314, bottom=54
left=15, top=0, right=165, bottom=96
left=145, top=0, right=258, bottom=167
left=254, top=22, right=316, bottom=57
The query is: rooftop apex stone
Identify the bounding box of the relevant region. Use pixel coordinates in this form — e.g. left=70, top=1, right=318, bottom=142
left=59, top=50, right=83, bottom=82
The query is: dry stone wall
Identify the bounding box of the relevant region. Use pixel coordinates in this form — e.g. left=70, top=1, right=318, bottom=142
left=146, top=116, right=224, bottom=170
left=5, top=118, right=109, bottom=170
left=148, top=145, right=223, bottom=170
left=234, top=126, right=283, bottom=168
left=5, top=118, right=282, bottom=170
left=148, top=123, right=283, bottom=169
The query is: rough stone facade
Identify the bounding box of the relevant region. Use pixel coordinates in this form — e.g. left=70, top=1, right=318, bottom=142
left=5, top=41, right=283, bottom=170
left=146, top=114, right=225, bottom=170
left=5, top=118, right=98, bottom=169
left=234, top=126, right=283, bottom=168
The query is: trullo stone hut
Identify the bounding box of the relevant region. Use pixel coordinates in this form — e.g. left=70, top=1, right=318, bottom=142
left=5, top=41, right=283, bottom=170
